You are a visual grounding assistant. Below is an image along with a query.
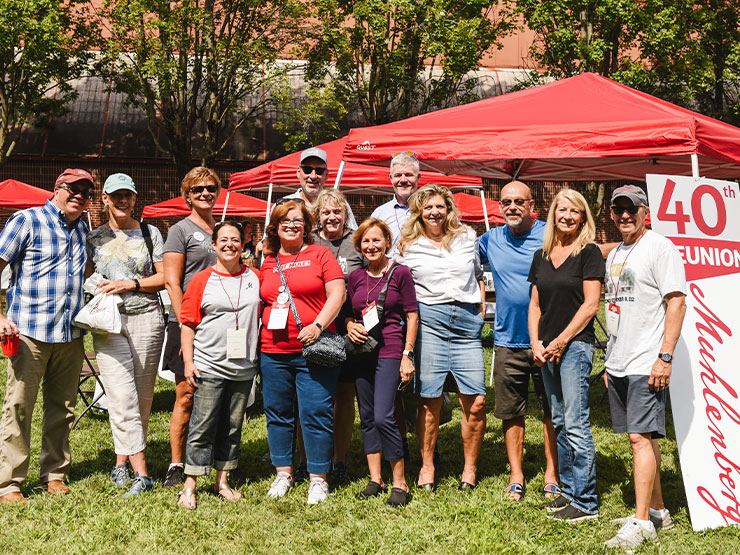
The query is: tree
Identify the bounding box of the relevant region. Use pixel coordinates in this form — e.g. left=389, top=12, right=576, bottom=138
left=303, top=0, right=511, bottom=127
left=0, top=0, right=92, bottom=166
left=99, top=0, right=301, bottom=179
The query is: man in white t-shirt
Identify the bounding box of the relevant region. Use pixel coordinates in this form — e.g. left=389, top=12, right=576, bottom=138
left=603, top=185, right=687, bottom=550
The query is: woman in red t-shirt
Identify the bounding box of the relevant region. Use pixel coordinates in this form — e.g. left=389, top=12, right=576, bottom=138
left=259, top=199, right=346, bottom=505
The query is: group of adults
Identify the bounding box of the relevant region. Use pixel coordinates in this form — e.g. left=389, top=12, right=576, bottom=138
left=0, top=146, right=687, bottom=550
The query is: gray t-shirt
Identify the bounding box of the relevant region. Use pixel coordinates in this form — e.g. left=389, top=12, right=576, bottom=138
left=312, top=230, right=364, bottom=280
left=163, top=218, right=217, bottom=315
left=86, top=224, right=164, bottom=314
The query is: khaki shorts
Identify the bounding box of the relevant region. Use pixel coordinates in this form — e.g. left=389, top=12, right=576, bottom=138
left=493, top=346, right=551, bottom=420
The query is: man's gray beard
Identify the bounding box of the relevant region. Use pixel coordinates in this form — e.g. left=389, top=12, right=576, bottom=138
left=504, top=214, right=523, bottom=227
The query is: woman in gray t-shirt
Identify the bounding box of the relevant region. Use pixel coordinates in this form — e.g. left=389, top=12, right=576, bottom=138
left=161, top=167, right=220, bottom=488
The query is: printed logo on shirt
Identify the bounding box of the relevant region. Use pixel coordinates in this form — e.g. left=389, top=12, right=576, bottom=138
left=272, top=260, right=312, bottom=273
left=337, top=256, right=347, bottom=274
left=606, top=262, right=635, bottom=301
left=193, top=231, right=205, bottom=241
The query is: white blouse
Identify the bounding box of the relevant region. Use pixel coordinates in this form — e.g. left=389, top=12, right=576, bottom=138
left=394, top=227, right=483, bottom=305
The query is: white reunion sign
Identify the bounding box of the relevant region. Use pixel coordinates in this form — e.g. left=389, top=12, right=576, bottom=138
left=646, top=174, right=740, bottom=531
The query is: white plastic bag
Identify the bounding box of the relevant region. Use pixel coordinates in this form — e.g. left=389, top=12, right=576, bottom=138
left=73, top=273, right=123, bottom=333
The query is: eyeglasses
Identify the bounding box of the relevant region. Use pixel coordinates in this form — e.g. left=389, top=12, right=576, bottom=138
left=279, top=218, right=306, bottom=228
left=300, top=165, right=326, bottom=176
left=57, top=184, right=94, bottom=200
left=392, top=151, right=417, bottom=160
left=190, top=185, right=219, bottom=195
left=500, top=198, right=531, bottom=207
left=611, top=205, right=640, bottom=215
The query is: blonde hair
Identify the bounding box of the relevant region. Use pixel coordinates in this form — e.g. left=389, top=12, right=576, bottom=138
left=181, top=167, right=221, bottom=205
left=397, top=183, right=465, bottom=255
left=541, top=188, right=596, bottom=259
left=313, top=189, right=349, bottom=231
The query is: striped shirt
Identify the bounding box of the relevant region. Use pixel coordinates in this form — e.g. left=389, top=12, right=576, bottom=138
left=0, top=200, right=88, bottom=343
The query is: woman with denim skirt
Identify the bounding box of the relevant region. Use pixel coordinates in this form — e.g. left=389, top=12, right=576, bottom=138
left=259, top=199, right=346, bottom=505
left=395, top=184, right=487, bottom=492
left=527, top=188, right=605, bottom=522
left=176, top=220, right=261, bottom=509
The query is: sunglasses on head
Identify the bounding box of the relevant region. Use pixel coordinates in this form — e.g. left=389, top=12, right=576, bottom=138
left=190, top=185, right=219, bottom=195
left=274, top=197, right=305, bottom=206
left=300, top=165, right=326, bottom=176
left=611, top=205, right=641, bottom=215
left=57, top=184, right=94, bottom=200
left=392, top=151, right=417, bottom=160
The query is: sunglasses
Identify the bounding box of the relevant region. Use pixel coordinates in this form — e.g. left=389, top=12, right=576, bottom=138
left=274, top=197, right=305, bottom=206
left=392, top=151, right=417, bottom=160
left=500, top=198, right=531, bottom=207
left=213, top=220, right=243, bottom=233
left=190, top=185, right=219, bottom=195
left=611, top=205, right=640, bottom=215
left=57, top=184, right=94, bottom=200
left=300, top=165, right=327, bottom=176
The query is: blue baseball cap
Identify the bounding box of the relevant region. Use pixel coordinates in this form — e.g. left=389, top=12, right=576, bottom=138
left=103, top=173, right=137, bottom=195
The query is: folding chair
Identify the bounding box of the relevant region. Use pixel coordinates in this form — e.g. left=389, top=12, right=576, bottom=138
left=589, top=316, right=609, bottom=389
left=72, top=351, right=107, bottom=429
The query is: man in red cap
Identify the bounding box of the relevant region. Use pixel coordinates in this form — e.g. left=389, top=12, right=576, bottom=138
left=0, top=168, right=94, bottom=502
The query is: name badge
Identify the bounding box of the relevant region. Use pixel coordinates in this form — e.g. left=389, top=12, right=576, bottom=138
left=226, top=328, right=247, bottom=359
left=362, top=301, right=379, bottom=331
left=268, top=306, right=289, bottom=330
left=606, top=302, right=620, bottom=337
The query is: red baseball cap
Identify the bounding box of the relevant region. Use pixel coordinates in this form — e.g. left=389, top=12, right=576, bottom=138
left=55, top=168, right=94, bottom=188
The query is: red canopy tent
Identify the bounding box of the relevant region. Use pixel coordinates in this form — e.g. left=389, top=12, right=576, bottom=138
left=141, top=190, right=268, bottom=219
left=452, top=192, right=537, bottom=224
left=0, top=179, right=53, bottom=215
left=341, top=73, right=740, bottom=182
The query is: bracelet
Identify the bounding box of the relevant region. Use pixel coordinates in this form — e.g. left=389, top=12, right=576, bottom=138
left=133, top=279, right=140, bottom=292
left=313, top=321, right=323, bottom=331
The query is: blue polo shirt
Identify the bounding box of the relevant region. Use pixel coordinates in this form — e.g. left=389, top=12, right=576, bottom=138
left=478, top=219, right=544, bottom=348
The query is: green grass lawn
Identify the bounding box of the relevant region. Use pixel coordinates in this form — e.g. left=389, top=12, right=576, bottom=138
left=0, top=330, right=738, bottom=554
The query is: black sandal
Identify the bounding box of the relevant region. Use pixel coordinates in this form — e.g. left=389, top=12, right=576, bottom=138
left=357, top=480, right=387, bottom=499
left=386, top=487, right=411, bottom=507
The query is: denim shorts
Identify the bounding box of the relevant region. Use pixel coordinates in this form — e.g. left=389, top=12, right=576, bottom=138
left=416, top=301, right=486, bottom=398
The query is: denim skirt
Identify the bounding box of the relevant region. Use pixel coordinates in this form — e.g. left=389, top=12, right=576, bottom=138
left=416, top=301, right=486, bottom=398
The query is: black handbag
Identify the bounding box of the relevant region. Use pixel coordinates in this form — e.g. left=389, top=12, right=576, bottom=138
left=274, top=254, right=346, bottom=367
left=344, top=263, right=398, bottom=359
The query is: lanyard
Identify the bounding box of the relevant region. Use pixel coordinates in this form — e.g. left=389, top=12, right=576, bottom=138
left=216, top=267, right=244, bottom=330
left=366, top=260, right=392, bottom=306
left=609, top=231, right=646, bottom=299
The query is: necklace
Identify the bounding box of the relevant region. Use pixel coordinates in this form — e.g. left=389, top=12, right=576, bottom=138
left=216, top=267, right=244, bottom=330
left=366, top=260, right=392, bottom=305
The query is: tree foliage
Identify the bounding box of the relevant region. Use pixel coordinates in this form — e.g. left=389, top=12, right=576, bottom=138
left=303, top=0, right=511, bottom=126
left=99, top=0, right=301, bottom=179
left=0, top=0, right=92, bottom=166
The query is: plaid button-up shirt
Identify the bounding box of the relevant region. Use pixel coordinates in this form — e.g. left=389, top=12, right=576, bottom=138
left=0, top=200, right=88, bottom=343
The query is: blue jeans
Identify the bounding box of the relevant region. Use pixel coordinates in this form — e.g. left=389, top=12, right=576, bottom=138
left=184, top=374, right=253, bottom=476
left=541, top=341, right=598, bottom=514
left=260, top=352, right=339, bottom=474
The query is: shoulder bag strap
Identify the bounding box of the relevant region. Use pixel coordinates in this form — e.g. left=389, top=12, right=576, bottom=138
left=274, top=254, right=303, bottom=330
left=374, top=262, right=398, bottom=323
left=139, top=220, right=167, bottom=317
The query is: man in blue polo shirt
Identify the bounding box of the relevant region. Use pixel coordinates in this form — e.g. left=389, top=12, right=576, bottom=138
left=0, top=168, right=94, bottom=502
left=478, top=180, right=558, bottom=501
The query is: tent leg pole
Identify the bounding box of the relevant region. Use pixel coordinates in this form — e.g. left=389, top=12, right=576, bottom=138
left=479, top=190, right=490, bottom=231
left=221, top=191, right=230, bottom=222
left=334, top=161, right=346, bottom=189
left=264, top=184, right=273, bottom=229
left=691, top=154, right=699, bottom=178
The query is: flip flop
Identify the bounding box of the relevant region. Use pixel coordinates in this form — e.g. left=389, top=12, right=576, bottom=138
left=543, top=482, right=561, bottom=499
left=213, top=482, right=241, bottom=501
left=504, top=483, right=525, bottom=501
left=178, top=487, right=197, bottom=510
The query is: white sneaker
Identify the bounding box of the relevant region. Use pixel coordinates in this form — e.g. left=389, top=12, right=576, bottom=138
left=611, top=509, right=675, bottom=531
left=604, top=517, right=658, bottom=552
left=307, top=477, right=329, bottom=505
left=267, top=472, right=293, bottom=499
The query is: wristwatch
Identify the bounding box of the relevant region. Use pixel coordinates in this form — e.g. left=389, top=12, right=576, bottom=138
left=313, top=321, right=323, bottom=331
left=658, top=352, right=673, bottom=363
left=402, top=349, right=415, bottom=362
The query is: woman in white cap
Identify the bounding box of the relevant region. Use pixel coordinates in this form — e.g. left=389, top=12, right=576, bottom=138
left=86, top=173, right=166, bottom=498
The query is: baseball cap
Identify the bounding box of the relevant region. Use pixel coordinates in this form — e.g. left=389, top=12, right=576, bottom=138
left=611, top=185, right=648, bottom=206
left=299, top=147, right=328, bottom=165
left=55, top=168, right=94, bottom=188
left=103, top=173, right=137, bottom=194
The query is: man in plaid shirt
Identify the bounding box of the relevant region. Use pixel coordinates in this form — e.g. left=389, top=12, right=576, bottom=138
left=0, top=168, right=94, bottom=503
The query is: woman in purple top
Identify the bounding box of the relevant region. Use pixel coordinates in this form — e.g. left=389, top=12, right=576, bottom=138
left=345, top=219, right=418, bottom=507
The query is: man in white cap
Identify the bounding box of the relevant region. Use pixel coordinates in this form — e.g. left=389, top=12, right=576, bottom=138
left=603, top=185, right=687, bottom=550
left=280, top=146, right=357, bottom=229
left=0, top=168, right=94, bottom=502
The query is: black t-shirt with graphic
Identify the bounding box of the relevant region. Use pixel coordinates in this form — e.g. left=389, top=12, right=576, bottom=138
left=528, top=242, right=605, bottom=345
